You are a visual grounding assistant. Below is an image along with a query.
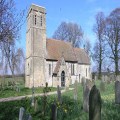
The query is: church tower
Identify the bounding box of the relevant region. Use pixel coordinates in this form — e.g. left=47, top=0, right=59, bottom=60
left=25, top=4, right=46, bottom=88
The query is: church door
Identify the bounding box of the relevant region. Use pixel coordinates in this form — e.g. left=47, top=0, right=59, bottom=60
left=61, top=71, right=65, bottom=87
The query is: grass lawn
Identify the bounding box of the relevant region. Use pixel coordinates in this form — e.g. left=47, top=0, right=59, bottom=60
left=0, top=87, right=57, bottom=98
left=0, top=80, right=120, bottom=120
left=94, top=80, right=115, bottom=101
left=0, top=77, right=57, bottom=98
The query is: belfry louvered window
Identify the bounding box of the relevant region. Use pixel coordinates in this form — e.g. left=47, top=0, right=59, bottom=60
left=41, top=15, right=42, bottom=26
left=35, top=15, right=36, bottom=25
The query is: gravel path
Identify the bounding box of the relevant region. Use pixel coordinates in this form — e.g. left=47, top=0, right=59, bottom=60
left=0, top=88, right=74, bottom=102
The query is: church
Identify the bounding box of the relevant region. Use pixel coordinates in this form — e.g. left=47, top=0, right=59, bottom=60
left=25, top=4, right=91, bottom=88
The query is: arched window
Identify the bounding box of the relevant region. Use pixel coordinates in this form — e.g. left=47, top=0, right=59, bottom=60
left=61, top=71, right=65, bottom=87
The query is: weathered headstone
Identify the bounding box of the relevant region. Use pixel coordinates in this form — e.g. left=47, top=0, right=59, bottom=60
left=81, top=77, right=86, bottom=86
left=16, top=85, right=20, bottom=92
left=28, top=115, right=32, bottom=120
left=31, top=96, right=35, bottom=107
left=34, top=99, right=38, bottom=112
left=57, top=85, right=62, bottom=104
left=51, top=103, right=57, bottom=120
left=100, top=80, right=105, bottom=92
left=31, top=87, right=35, bottom=107
left=25, top=114, right=32, bottom=120
left=86, top=79, right=93, bottom=88
left=83, top=84, right=90, bottom=112
left=92, top=79, right=95, bottom=85
left=74, top=80, right=78, bottom=100
left=89, top=85, right=101, bottom=120
left=19, top=107, right=25, bottom=120
left=115, top=81, right=120, bottom=104
left=19, top=107, right=32, bottom=120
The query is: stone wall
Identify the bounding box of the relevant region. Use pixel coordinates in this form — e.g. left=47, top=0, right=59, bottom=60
left=45, top=60, right=91, bottom=87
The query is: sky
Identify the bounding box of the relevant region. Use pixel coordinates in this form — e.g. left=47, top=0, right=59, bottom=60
left=15, top=0, right=120, bottom=52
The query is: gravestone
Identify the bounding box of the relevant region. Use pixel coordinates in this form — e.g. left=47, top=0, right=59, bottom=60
left=19, top=107, right=32, bottom=120
left=100, top=80, right=105, bottom=92
left=51, top=103, right=57, bottom=120
left=74, top=80, right=78, bottom=100
left=57, top=85, right=62, bottom=104
left=31, top=87, right=35, bottom=107
left=89, top=85, right=101, bottom=120
left=25, top=114, right=32, bottom=120
left=115, top=81, right=120, bottom=104
left=83, top=84, right=90, bottom=112
left=27, top=115, right=32, bottom=120
left=19, top=107, right=25, bottom=120
left=92, top=79, right=95, bottom=85
left=34, top=99, right=38, bottom=112
left=86, top=79, right=93, bottom=88
left=16, top=85, right=21, bottom=92
left=81, top=77, right=86, bottom=86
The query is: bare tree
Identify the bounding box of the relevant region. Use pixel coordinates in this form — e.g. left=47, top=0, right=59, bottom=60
left=0, top=0, right=25, bottom=76
left=52, top=21, right=83, bottom=47
left=84, top=38, right=91, bottom=56
left=92, top=12, right=106, bottom=79
left=3, top=44, right=25, bottom=75
left=105, top=8, right=120, bottom=75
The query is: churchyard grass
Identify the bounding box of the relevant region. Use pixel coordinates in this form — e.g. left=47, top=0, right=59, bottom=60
left=0, top=80, right=120, bottom=120
left=0, top=87, right=57, bottom=98
left=94, top=80, right=115, bottom=101
left=0, top=77, right=56, bottom=98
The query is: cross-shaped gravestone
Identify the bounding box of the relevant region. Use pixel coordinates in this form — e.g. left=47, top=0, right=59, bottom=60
left=89, top=85, right=101, bottom=120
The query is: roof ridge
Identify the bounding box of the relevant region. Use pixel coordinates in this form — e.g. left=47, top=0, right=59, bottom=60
left=47, top=38, right=72, bottom=45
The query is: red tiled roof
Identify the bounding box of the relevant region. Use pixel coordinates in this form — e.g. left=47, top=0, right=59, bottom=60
left=46, top=38, right=90, bottom=64
left=74, top=48, right=90, bottom=64
left=46, top=38, right=77, bottom=62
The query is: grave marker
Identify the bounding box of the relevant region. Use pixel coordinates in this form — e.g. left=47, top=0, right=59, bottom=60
left=115, top=81, right=120, bottom=104
left=83, top=84, right=90, bottom=112
left=19, top=107, right=25, bottom=120
left=57, top=85, right=62, bottom=104
left=51, top=103, right=57, bottom=120
left=89, top=85, right=101, bottom=120
left=81, top=77, right=86, bottom=86
left=34, top=99, right=38, bottom=112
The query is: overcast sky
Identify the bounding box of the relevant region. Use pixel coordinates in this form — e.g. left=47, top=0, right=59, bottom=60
left=15, top=0, right=120, bottom=52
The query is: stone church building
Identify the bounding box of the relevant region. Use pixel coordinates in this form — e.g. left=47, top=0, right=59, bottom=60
left=25, top=4, right=91, bottom=88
